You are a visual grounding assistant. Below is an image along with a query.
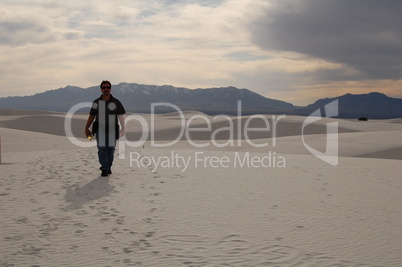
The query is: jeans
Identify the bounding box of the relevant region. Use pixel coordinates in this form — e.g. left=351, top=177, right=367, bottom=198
left=96, top=133, right=116, bottom=171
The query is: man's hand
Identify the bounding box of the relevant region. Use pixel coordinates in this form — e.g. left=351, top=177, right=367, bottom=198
left=85, top=128, right=92, bottom=137
left=118, top=114, right=125, bottom=137
left=85, top=114, right=95, bottom=137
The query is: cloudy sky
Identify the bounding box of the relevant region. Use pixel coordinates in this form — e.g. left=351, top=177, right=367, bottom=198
left=1, top=0, right=401, bottom=105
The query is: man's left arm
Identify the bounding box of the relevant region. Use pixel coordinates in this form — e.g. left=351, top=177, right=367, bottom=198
left=116, top=99, right=126, bottom=137
left=118, top=114, right=125, bottom=137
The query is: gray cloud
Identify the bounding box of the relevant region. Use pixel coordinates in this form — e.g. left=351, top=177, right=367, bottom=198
left=162, top=0, right=225, bottom=6
left=0, top=4, right=83, bottom=46
left=250, top=0, right=402, bottom=80
left=0, top=18, right=55, bottom=45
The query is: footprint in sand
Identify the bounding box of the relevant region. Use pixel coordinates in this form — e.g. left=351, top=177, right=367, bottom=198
left=159, top=234, right=210, bottom=244
left=143, top=218, right=152, bottom=224
left=19, top=244, right=42, bottom=255
left=0, top=258, right=12, bottom=267
left=252, top=244, right=302, bottom=265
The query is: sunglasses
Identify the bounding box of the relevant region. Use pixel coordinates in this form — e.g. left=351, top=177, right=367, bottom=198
left=101, top=86, right=111, bottom=90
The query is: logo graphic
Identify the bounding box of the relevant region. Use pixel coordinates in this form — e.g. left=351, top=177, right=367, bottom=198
left=302, top=100, right=339, bottom=166
left=64, top=100, right=339, bottom=169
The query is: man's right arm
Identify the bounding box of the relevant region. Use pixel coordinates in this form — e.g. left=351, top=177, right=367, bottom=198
left=85, top=115, right=95, bottom=137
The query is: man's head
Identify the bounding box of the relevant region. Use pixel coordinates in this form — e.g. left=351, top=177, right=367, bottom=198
left=100, top=80, right=112, bottom=96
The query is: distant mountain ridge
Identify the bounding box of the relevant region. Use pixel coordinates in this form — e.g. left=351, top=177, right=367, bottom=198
left=0, top=82, right=401, bottom=118
left=0, top=83, right=294, bottom=115
left=292, top=92, right=402, bottom=119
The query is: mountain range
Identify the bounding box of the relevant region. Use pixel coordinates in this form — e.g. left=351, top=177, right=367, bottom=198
left=1, top=82, right=401, bottom=119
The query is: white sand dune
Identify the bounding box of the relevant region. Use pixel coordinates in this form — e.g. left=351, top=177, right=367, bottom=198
left=244, top=130, right=402, bottom=159
left=0, top=109, right=61, bottom=116
left=0, top=128, right=80, bottom=152
left=3, top=109, right=401, bottom=158
left=1, top=109, right=402, bottom=266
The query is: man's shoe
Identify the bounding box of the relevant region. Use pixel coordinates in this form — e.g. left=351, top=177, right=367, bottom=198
left=108, top=169, right=112, bottom=174
left=101, top=170, right=109, bottom=177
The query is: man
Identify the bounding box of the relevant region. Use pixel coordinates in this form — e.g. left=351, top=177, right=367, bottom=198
left=85, top=80, right=126, bottom=176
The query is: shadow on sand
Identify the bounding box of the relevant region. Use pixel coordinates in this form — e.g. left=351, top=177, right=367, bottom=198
left=63, top=176, right=115, bottom=210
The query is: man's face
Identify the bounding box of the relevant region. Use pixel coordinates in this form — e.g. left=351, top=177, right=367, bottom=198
left=101, top=84, right=111, bottom=96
